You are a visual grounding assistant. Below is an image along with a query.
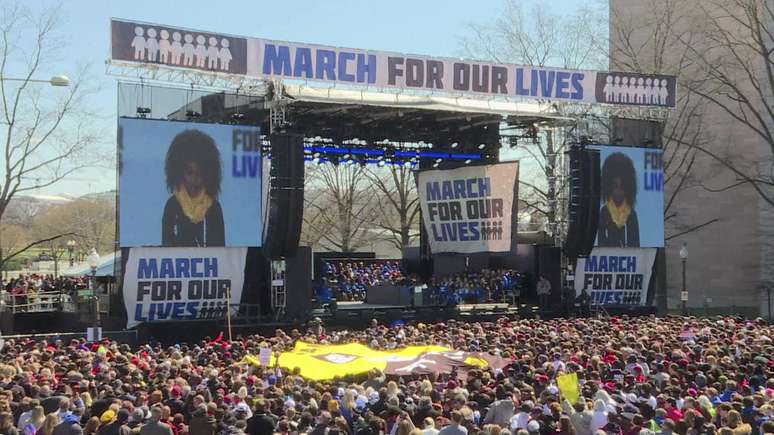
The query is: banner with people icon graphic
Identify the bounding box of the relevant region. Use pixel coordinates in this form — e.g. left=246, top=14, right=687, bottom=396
left=110, top=19, right=677, bottom=108
left=112, top=20, right=246, bottom=74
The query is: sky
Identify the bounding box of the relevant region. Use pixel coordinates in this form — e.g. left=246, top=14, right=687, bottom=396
left=18, top=0, right=591, bottom=196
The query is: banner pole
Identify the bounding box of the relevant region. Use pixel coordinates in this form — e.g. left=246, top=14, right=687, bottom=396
left=226, top=286, right=233, bottom=343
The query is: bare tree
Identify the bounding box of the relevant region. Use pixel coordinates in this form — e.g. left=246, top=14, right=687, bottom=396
left=460, top=0, right=607, bottom=239
left=672, top=0, right=774, bottom=206
left=29, top=198, right=112, bottom=276
left=366, top=165, right=420, bottom=251
left=303, top=164, right=377, bottom=252
left=610, top=0, right=728, bottom=239
left=0, top=2, right=103, bottom=269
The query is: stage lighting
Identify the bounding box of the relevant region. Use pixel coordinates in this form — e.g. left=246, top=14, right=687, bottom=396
left=451, top=142, right=459, bottom=148
left=377, top=160, right=386, bottom=167
left=464, top=159, right=472, bottom=164
left=343, top=153, right=351, bottom=159
left=313, top=152, right=321, bottom=158
left=433, top=162, right=440, bottom=168
left=478, top=143, right=486, bottom=149
left=435, top=158, right=443, bottom=163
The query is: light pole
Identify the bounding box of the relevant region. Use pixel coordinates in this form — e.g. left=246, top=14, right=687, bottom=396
left=87, top=249, right=100, bottom=333
left=0, top=75, right=71, bottom=87
left=66, top=239, right=76, bottom=267
left=679, top=243, right=688, bottom=316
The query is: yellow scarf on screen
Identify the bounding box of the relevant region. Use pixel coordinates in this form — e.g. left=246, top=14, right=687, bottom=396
left=606, top=198, right=631, bottom=228
left=174, top=187, right=213, bottom=224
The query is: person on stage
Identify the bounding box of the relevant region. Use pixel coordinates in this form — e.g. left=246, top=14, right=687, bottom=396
left=161, top=129, right=225, bottom=246
left=597, top=152, right=640, bottom=247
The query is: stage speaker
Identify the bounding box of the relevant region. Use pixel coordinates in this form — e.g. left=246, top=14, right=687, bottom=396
left=285, top=246, right=312, bottom=320
left=564, top=147, right=600, bottom=258
left=579, top=150, right=600, bottom=253
left=263, top=133, right=304, bottom=259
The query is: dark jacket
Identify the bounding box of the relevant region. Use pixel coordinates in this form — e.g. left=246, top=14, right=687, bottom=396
left=162, top=197, right=225, bottom=247
left=597, top=205, right=639, bottom=247
left=246, top=412, right=275, bottom=435
left=51, top=415, right=82, bottom=435
left=97, top=422, right=131, bottom=435
left=188, top=414, right=217, bottom=435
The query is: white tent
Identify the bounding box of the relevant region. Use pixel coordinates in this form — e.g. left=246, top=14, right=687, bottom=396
left=60, top=251, right=120, bottom=278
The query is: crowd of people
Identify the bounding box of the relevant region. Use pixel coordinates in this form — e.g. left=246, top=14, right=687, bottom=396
left=0, top=315, right=771, bottom=435
left=319, top=261, right=405, bottom=301
left=427, top=269, right=525, bottom=305
left=317, top=262, right=524, bottom=305
left=0, top=275, right=95, bottom=312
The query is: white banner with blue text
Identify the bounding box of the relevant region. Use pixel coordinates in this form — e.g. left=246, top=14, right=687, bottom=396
left=574, top=247, right=656, bottom=306
left=123, top=247, right=247, bottom=328
left=418, top=162, right=518, bottom=254
left=111, top=19, right=677, bottom=108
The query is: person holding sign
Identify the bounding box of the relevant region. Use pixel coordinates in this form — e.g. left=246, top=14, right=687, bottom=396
left=161, top=129, right=225, bottom=246
left=597, top=153, right=640, bottom=247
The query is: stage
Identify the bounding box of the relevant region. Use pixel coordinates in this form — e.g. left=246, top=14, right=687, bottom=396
left=311, top=301, right=539, bottom=325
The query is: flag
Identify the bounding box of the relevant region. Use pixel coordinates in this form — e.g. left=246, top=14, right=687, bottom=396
left=557, top=372, right=580, bottom=404
left=243, top=342, right=507, bottom=381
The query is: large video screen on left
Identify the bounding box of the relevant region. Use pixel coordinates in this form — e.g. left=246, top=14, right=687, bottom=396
left=119, top=118, right=263, bottom=247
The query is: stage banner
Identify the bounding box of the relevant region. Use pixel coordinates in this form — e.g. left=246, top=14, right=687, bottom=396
left=111, top=20, right=248, bottom=75
left=242, top=342, right=509, bottom=381
left=590, top=146, right=664, bottom=248
left=110, top=18, right=677, bottom=108
left=574, top=247, right=657, bottom=306
left=119, top=118, right=262, bottom=247
left=418, top=162, right=518, bottom=254
left=122, top=247, right=247, bottom=328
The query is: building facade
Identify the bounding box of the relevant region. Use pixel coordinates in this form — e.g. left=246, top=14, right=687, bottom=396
left=610, top=0, right=774, bottom=316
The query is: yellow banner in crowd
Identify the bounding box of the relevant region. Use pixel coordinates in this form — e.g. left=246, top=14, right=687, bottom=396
left=557, top=372, right=580, bottom=404
left=243, top=342, right=496, bottom=381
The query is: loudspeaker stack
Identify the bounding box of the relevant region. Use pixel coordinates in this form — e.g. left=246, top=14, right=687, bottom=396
left=564, top=147, right=600, bottom=258
left=263, top=133, right=304, bottom=259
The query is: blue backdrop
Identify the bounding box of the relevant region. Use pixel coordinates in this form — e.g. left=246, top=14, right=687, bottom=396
left=591, top=145, right=664, bottom=248
left=119, top=118, right=262, bottom=247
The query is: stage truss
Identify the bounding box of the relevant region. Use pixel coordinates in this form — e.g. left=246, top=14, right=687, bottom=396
left=108, top=60, right=671, bottom=289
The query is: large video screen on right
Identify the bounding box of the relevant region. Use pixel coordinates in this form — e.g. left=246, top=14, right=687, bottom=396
left=590, top=145, right=664, bottom=248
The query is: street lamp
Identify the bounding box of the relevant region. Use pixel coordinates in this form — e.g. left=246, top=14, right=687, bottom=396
left=66, top=239, right=76, bottom=267
left=679, top=243, right=688, bottom=316
left=87, top=249, right=100, bottom=331
left=1, top=75, right=71, bottom=87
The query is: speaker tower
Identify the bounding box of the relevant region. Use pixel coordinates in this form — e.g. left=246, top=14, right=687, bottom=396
left=263, top=133, right=304, bottom=259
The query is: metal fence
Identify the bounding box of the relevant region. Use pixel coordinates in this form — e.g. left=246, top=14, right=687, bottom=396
left=0, top=291, right=76, bottom=313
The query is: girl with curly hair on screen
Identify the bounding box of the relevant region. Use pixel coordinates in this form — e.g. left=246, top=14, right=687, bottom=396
left=597, top=152, right=639, bottom=247
left=162, top=129, right=225, bottom=246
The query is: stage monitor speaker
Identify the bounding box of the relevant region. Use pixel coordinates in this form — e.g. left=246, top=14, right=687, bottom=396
left=263, top=133, right=304, bottom=259
left=564, top=147, right=600, bottom=258
left=285, top=246, right=312, bottom=320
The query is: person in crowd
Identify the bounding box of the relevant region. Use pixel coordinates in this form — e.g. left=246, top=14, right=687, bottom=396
left=537, top=275, right=552, bottom=309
